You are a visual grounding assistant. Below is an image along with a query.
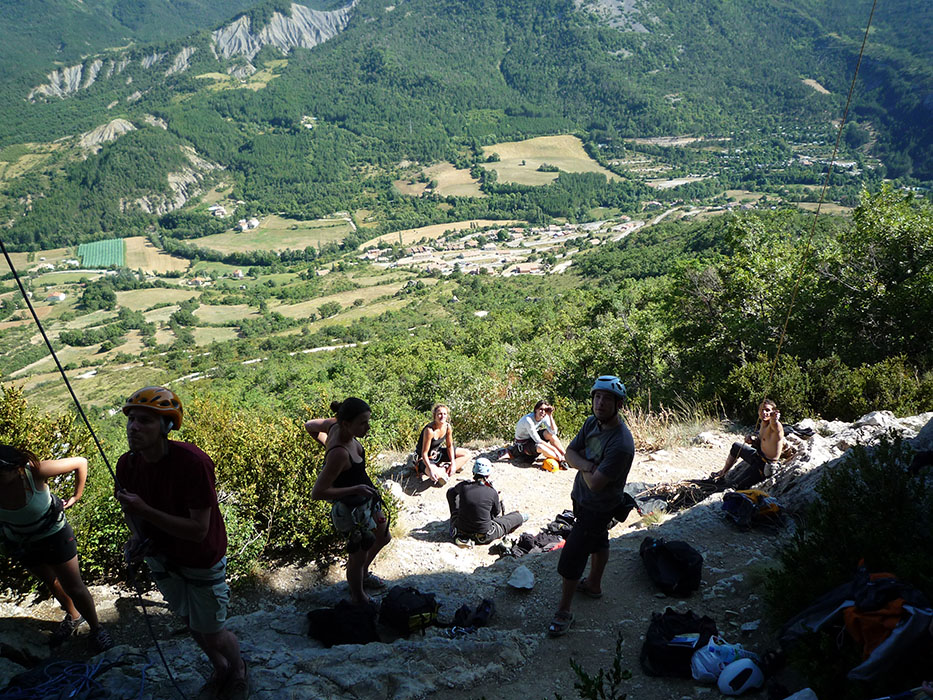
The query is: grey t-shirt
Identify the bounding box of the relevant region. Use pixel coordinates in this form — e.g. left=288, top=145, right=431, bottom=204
left=569, top=416, right=635, bottom=513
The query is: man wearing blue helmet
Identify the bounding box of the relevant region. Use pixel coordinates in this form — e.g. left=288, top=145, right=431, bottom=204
left=547, top=375, right=635, bottom=638
left=446, top=457, right=527, bottom=548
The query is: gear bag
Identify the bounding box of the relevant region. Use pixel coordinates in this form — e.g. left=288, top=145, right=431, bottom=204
left=307, top=600, right=380, bottom=647
left=721, top=489, right=783, bottom=530
left=379, top=585, right=440, bottom=636
left=639, top=536, right=703, bottom=596
left=640, top=608, right=719, bottom=678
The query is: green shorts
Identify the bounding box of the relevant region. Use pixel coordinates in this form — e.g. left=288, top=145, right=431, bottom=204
left=146, top=555, right=230, bottom=635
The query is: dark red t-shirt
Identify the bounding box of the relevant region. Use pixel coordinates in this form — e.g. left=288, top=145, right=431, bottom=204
left=116, top=441, right=227, bottom=568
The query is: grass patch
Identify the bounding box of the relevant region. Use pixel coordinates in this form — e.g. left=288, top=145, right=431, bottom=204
left=195, top=215, right=352, bottom=254
left=480, top=134, right=619, bottom=186
left=623, top=399, right=720, bottom=452
left=116, top=288, right=199, bottom=311
left=423, top=163, right=484, bottom=197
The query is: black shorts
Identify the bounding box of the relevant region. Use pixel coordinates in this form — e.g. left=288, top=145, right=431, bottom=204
left=12, top=522, right=78, bottom=567
left=557, top=502, right=614, bottom=581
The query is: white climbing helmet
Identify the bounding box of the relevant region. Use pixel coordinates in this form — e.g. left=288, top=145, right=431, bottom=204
left=590, top=375, right=627, bottom=400
left=717, top=658, right=765, bottom=696
left=473, top=457, right=493, bottom=477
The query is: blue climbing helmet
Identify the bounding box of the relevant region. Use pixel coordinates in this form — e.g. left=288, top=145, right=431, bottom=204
left=591, top=375, right=627, bottom=400
left=473, top=457, right=493, bottom=477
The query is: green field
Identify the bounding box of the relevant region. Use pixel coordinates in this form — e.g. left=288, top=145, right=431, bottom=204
left=78, top=239, right=125, bottom=267
left=480, top=135, right=619, bottom=186
left=195, top=215, right=353, bottom=254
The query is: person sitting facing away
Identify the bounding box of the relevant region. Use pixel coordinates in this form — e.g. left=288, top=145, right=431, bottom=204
left=414, top=404, right=472, bottom=487
left=511, top=400, right=566, bottom=465
left=447, top=457, right=527, bottom=548
left=715, top=399, right=785, bottom=489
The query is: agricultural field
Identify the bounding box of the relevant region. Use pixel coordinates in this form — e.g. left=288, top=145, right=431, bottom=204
left=796, top=201, right=853, bottom=215
left=0, top=142, right=61, bottom=187
left=479, top=135, right=619, bottom=186
left=193, top=59, right=288, bottom=92
left=4, top=247, right=74, bottom=272
left=271, top=280, right=412, bottom=320
left=361, top=219, right=518, bottom=249
left=423, top=163, right=484, bottom=197
left=116, top=288, right=199, bottom=311
left=78, top=239, right=124, bottom=268
left=195, top=215, right=353, bottom=254
left=125, top=237, right=190, bottom=274
left=193, top=304, right=257, bottom=325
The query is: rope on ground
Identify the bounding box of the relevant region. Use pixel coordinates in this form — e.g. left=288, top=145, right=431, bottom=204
left=0, top=653, right=152, bottom=700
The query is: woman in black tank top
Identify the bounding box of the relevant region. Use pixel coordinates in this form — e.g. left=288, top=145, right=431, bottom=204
left=414, top=404, right=472, bottom=486
left=307, top=398, right=390, bottom=607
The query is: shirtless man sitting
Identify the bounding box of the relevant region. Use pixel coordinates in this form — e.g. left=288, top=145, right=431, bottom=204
left=716, top=399, right=785, bottom=489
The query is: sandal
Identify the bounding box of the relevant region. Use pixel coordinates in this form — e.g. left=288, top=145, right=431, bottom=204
left=547, top=610, right=574, bottom=637
left=577, top=578, right=603, bottom=599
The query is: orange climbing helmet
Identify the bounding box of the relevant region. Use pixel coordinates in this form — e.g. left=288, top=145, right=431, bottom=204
left=123, top=386, right=183, bottom=431
left=541, top=457, right=559, bottom=473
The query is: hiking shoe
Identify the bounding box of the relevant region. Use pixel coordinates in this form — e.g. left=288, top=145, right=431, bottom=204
left=90, top=626, right=115, bottom=653
left=49, top=614, right=85, bottom=647
left=455, top=536, right=474, bottom=549
left=219, top=660, right=249, bottom=700
left=362, top=572, right=387, bottom=590
left=197, top=671, right=227, bottom=700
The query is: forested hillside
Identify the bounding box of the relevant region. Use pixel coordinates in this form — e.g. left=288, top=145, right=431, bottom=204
left=0, top=0, right=930, bottom=254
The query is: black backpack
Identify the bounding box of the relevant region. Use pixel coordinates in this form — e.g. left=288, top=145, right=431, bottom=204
left=640, top=608, right=719, bottom=677
left=379, top=586, right=440, bottom=636
left=307, top=600, right=380, bottom=647
left=639, top=536, right=703, bottom=596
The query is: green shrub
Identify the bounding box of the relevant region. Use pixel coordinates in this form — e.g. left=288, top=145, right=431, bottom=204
left=765, top=434, right=933, bottom=697
left=182, top=393, right=397, bottom=565
left=722, top=354, right=811, bottom=423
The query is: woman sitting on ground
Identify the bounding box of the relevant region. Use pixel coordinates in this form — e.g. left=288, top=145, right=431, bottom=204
left=511, top=400, right=566, bottom=464
left=0, top=445, right=113, bottom=652
left=414, top=404, right=471, bottom=486
left=306, top=398, right=391, bottom=607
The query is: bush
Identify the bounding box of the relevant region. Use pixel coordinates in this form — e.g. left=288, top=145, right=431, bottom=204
left=721, top=354, right=810, bottom=423
left=765, top=434, right=933, bottom=697
left=182, top=393, right=397, bottom=566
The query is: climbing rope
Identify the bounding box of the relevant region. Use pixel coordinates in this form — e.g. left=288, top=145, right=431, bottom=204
left=763, top=0, right=879, bottom=402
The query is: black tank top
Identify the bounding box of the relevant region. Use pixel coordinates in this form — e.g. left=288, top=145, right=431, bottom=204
left=415, top=423, right=446, bottom=457
left=329, top=444, right=374, bottom=490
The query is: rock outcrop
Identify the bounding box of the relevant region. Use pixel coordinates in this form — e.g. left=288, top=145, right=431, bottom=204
left=132, top=145, right=222, bottom=215
left=765, top=411, right=933, bottom=512
left=212, top=1, right=357, bottom=61
left=78, top=118, right=137, bottom=152
left=166, top=47, right=197, bottom=76
left=29, top=2, right=355, bottom=100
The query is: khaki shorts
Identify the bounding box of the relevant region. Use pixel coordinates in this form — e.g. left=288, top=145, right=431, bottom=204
left=146, top=555, right=230, bottom=634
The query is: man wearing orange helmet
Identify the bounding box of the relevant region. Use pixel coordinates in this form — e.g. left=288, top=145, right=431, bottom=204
left=115, top=386, right=247, bottom=700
